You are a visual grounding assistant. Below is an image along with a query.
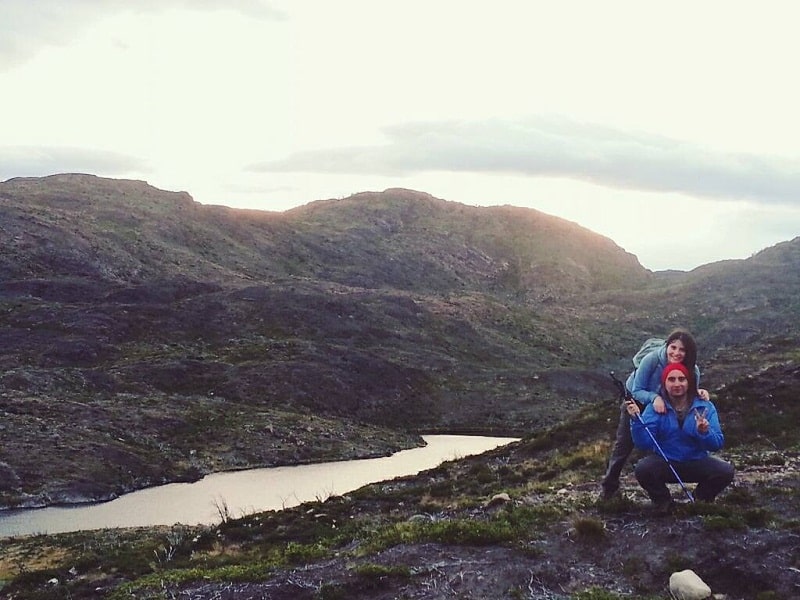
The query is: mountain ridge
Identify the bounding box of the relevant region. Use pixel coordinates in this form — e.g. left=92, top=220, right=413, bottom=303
left=1, top=174, right=799, bottom=508
left=1, top=174, right=799, bottom=599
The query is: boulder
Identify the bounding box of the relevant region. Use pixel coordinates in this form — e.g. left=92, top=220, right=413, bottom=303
left=669, top=569, right=711, bottom=600
left=484, top=492, right=511, bottom=508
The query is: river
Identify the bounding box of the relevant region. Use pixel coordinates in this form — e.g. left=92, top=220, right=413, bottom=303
left=0, top=435, right=518, bottom=538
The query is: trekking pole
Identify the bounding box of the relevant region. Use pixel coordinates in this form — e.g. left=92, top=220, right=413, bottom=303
left=609, top=372, right=695, bottom=503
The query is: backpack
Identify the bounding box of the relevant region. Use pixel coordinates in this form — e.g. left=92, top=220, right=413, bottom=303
left=624, top=337, right=666, bottom=395
left=631, top=337, right=665, bottom=368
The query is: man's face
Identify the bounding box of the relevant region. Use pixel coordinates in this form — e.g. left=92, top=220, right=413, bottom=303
left=664, top=369, right=688, bottom=399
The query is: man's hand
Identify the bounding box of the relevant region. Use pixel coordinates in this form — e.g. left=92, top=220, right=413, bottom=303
left=625, top=399, right=640, bottom=418
left=653, top=396, right=667, bottom=414
left=694, top=408, right=709, bottom=434
left=698, top=388, right=710, bottom=401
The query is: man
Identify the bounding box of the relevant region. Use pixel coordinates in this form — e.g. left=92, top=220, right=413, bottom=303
left=626, top=363, right=734, bottom=511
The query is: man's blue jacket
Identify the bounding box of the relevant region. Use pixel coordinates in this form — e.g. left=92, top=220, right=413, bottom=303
left=630, top=396, right=724, bottom=462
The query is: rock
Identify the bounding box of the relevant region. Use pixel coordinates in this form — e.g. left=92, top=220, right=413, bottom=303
left=0, top=462, right=21, bottom=491
left=669, top=569, right=712, bottom=599
left=484, top=492, right=511, bottom=508
left=407, top=514, right=431, bottom=523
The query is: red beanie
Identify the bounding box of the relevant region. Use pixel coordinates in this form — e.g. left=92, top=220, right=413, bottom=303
left=661, top=363, right=690, bottom=386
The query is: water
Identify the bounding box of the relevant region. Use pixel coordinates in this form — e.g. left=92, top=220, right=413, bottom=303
left=0, top=435, right=517, bottom=537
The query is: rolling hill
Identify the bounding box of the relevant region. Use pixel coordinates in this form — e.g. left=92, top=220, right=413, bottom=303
left=0, top=173, right=798, bottom=508
left=1, top=174, right=799, bottom=599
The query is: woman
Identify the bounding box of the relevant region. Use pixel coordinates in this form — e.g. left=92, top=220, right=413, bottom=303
left=599, top=328, right=709, bottom=500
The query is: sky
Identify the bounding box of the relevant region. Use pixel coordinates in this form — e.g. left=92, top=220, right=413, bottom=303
left=2, top=1, right=800, bottom=272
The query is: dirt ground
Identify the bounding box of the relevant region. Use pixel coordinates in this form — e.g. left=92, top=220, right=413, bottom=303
left=170, top=456, right=800, bottom=600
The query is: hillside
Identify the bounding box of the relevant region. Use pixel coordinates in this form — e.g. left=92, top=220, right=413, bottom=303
left=0, top=174, right=648, bottom=507
left=1, top=362, right=798, bottom=598
left=1, top=174, right=799, bottom=598
left=1, top=174, right=799, bottom=510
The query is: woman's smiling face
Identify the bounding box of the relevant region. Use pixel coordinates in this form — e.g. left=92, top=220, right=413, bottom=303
left=666, top=339, right=686, bottom=364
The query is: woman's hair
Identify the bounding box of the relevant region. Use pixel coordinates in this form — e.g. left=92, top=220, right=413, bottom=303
left=665, top=328, right=698, bottom=395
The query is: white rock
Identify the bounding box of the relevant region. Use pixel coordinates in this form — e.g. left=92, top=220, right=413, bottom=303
left=484, top=493, right=511, bottom=508
left=669, top=569, right=712, bottom=600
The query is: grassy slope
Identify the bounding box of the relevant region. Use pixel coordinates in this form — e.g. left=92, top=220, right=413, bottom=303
left=1, top=357, right=798, bottom=598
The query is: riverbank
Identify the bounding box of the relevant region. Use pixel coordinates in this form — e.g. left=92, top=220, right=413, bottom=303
left=1, top=423, right=798, bottom=599
left=0, top=405, right=426, bottom=511
left=0, top=435, right=518, bottom=537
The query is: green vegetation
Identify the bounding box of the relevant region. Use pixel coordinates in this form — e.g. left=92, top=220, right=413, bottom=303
left=2, top=176, right=800, bottom=597
left=572, top=516, right=606, bottom=541
left=2, top=429, right=797, bottom=599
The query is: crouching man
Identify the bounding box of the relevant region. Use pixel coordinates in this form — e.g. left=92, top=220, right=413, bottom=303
left=626, top=363, right=734, bottom=510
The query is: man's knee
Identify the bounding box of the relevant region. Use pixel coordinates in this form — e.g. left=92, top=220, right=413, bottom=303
left=718, top=460, right=735, bottom=484
left=634, top=457, right=658, bottom=482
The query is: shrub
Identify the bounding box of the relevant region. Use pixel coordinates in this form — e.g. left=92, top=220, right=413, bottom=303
left=572, top=517, right=606, bottom=541
left=352, top=563, right=411, bottom=579
left=702, top=515, right=746, bottom=531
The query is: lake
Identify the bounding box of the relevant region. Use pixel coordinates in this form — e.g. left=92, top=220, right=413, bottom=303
left=0, top=434, right=518, bottom=537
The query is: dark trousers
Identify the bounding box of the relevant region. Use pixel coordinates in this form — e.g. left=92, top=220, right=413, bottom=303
left=601, top=403, right=633, bottom=493
left=634, top=454, right=735, bottom=503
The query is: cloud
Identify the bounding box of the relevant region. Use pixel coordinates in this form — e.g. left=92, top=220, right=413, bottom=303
left=0, top=146, right=150, bottom=181
left=0, top=0, right=286, bottom=70
left=249, top=117, right=800, bottom=207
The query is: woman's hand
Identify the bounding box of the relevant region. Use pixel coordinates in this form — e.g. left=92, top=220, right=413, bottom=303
left=698, top=388, right=710, bottom=401
left=653, top=396, right=667, bottom=414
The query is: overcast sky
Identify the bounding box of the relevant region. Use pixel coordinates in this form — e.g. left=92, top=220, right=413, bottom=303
left=2, top=1, right=799, bottom=271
